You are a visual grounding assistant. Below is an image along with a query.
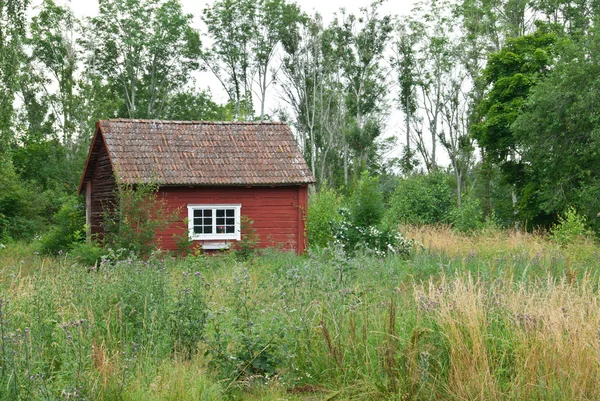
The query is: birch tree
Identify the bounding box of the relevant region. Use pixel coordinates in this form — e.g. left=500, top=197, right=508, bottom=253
left=0, top=0, right=29, bottom=152
left=85, top=0, right=201, bottom=119
left=26, top=0, right=77, bottom=147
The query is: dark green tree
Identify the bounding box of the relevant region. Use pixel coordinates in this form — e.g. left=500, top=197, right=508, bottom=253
left=512, top=27, right=600, bottom=230
left=472, top=24, right=559, bottom=166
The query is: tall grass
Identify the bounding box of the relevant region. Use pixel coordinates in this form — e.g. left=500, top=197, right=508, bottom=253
left=1, top=228, right=599, bottom=400
left=411, top=273, right=600, bottom=400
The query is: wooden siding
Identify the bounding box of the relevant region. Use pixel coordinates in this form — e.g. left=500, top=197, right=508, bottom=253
left=89, top=141, right=117, bottom=237
left=157, top=186, right=308, bottom=254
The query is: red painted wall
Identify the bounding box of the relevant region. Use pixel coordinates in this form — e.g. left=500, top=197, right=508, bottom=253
left=157, top=185, right=308, bottom=254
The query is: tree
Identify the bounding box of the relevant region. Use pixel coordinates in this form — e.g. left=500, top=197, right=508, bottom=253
left=329, top=1, right=393, bottom=182
left=202, top=0, right=256, bottom=119
left=27, top=0, right=77, bottom=147
left=511, top=28, right=600, bottom=229
left=392, top=20, right=419, bottom=173
left=0, top=0, right=29, bottom=153
left=404, top=0, right=457, bottom=173
left=203, top=0, right=304, bottom=120
left=281, top=5, right=392, bottom=188
left=439, top=75, right=475, bottom=208
left=85, top=0, right=201, bottom=119
left=161, top=90, right=234, bottom=121
left=280, top=14, right=341, bottom=183
left=472, top=24, right=558, bottom=166
left=252, top=0, right=304, bottom=119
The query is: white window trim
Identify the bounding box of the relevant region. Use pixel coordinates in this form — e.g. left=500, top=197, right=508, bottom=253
left=187, top=204, right=241, bottom=241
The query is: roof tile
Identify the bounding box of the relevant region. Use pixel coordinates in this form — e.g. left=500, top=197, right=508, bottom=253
left=98, top=119, right=315, bottom=186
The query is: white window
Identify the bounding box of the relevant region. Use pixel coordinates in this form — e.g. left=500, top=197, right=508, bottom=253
left=187, top=204, right=241, bottom=241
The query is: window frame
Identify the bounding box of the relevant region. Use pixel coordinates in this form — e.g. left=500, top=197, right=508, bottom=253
left=187, top=204, right=242, bottom=241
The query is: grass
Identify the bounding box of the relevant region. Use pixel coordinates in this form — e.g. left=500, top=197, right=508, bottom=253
left=1, top=227, right=600, bottom=400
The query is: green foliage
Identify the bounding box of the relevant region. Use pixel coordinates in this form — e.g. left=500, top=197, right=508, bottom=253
left=85, top=0, right=202, bottom=119
left=69, top=240, right=106, bottom=266
left=472, top=23, right=560, bottom=164
left=509, top=25, right=600, bottom=232
left=172, top=218, right=196, bottom=257
left=0, top=0, right=29, bottom=151
left=348, top=171, right=384, bottom=228
left=203, top=0, right=305, bottom=119
left=550, top=206, right=592, bottom=245
left=308, top=185, right=343, bottom=248
left=449, top=194, right=484, bottom=233
left=0, top=158, right=47, bottom=241
left=234, top=215, right=260, bottom=261
left=334, top=213, right=414, bottom=257
left=162, top=90, right=234, bottom=121
left=38, top=195, right=85, bottom=255
left=103, top=183, right=177, bottom=258
left=326, top=173, right=414, bottom=257
left=171, top=271, right=208, bottom=358
left=384, top=172, right=454, bottom=226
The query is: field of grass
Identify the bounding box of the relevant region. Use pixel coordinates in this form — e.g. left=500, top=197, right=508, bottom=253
left=1, top=227, right=600, bottom=400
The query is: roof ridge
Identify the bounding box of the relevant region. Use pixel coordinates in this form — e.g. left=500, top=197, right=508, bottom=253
left=103, top=118, right=285, bottom=125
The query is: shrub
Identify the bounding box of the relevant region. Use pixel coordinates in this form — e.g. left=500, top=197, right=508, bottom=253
left=0, top=159, right=47, bottom=240
left=348, top=171, right=384, bottom=228
left=308, top=185, right=343, bottom=248
left=384, top=172, right=454, bottom=226
left=103, top=183, right=177, bottom=258
left=70, top=240, right=106, bottom=266
left=449, top=194, right=484, bottom=233
left=334, top=211, right=414, bottom=257
left=39, top=196, right=86, bottom=255
left=234, top=216, right=260, bottom=261
left=550, top=206, right=592, bottom=245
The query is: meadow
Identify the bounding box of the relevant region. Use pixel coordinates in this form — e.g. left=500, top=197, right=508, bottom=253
left=1, top=226, right=600, bottom=401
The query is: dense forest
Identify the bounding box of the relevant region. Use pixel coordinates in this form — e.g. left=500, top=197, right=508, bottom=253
left=2, top=0, right=600, bottom=246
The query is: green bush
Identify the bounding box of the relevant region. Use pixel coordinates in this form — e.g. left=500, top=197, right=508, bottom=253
left=334, top=215, right=414, bottom=257
left=349, top=171, right=384, bottom=228
left=234, top=216, right=260, bottom=261
left=310, top=174, right=413, bottom=257
left=0, top=159, right=47, bottom=240
left=449, top=194, right=484, bottom=233
left=308, top=185, right=343, bottom=248
left=384, top=172, right=454, bottom=226
left=103, top=183, right=177, bottom=258
left=69, top=240, right=106, bottom=266
left=550, top=206, right=592, bottom=245
left=39, top=196, right=85, bottom=255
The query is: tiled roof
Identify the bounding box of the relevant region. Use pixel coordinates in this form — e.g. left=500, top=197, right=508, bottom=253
left=90, top=119, right=315, bottom=186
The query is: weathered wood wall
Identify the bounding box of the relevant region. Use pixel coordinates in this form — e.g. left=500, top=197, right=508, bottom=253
left=89, top=142, right=117, bottom=238
left=157, top=185, right=309, bottom=254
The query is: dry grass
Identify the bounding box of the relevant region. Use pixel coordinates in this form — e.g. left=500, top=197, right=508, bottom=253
left=403, top=225, right=550, bottom=257
left=413, top=273, right=600, bottom=400
left=403, top=224, right=598, bottom=262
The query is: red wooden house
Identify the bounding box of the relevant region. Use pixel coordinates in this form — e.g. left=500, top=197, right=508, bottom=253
left=78, top=119, right=315, bottom=253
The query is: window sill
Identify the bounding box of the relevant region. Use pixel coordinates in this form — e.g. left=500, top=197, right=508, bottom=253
left=201, top=242, right=231, bottom=250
